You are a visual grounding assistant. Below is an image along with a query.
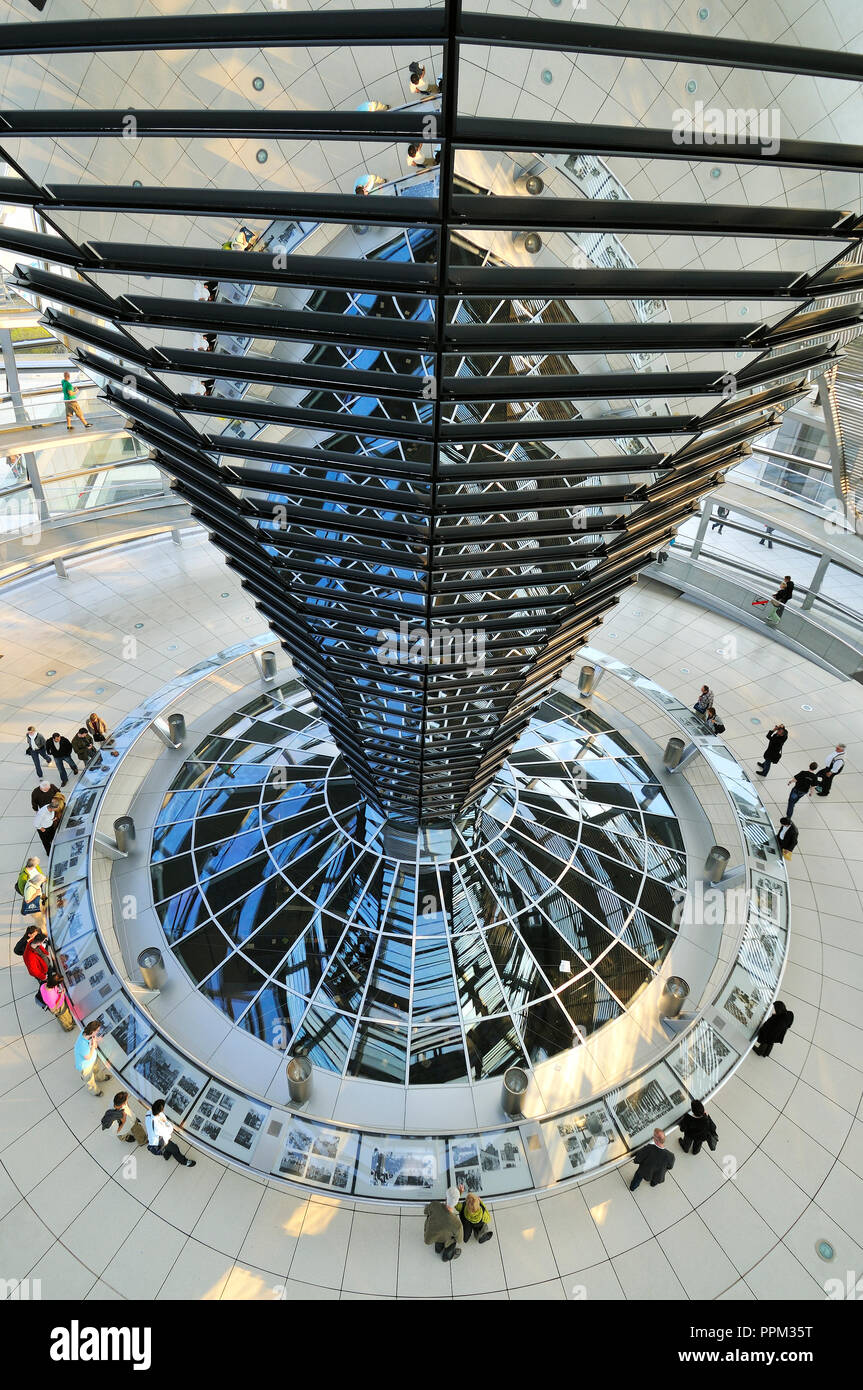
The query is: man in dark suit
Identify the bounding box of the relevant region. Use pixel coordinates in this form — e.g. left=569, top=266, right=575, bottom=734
left=629, top=1127, right=675, bottom=1191
left=25, top=727, right=47, bottom=779
left=777, top=817, right=798, bottom=859
left=753, top=1001, right=794, bottom=1058
left=44, top=731, right=78, bottom=785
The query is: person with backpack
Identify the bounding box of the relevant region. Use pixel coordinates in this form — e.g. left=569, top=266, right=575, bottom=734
left=423, top=1187, right=462, bottom=1261
left=677, top=1099, right=718, bottom=1156
left=40, top=969, right=76, bottom=1032
left=457, top=1190, right=494, bottom=1244
left=20, top=862, right=47, bottom=918
left=22, top=925, right=53, bottom=1008
left=816, top=744, right=846, bottom=798
left=102, top=1091, right=148, bottom=1146
left=756, top=724, right=788, bottom=778
left=693, top=685, right=714, bottom=715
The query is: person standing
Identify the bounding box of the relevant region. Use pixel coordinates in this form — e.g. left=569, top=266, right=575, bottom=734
left=25, top=727, right=47, bottom=779
left=40, top=970, right=76, bottom=1031
left=756, top=723, right=788, bottom=777
left=786, top=762, right=819, bottom=819
left=144, top=1099, right=196, bottom=1167
left=16, top=856, right=44, bottom=895
left=61, top=372, right=91, bottom=430
left=71, top=726, right=96, bottom=765
left=677, top=1100, right=718, bottom=1156
left=772, top=575, right=794, bottom=613
left=102, top=1091, right=148, bottom=1146
left=74, top=1021, right=111, bottom=1096
left=777, top=816, right=798, bottom=860
left=86, top=712, right=108, bottom=745
left=354, top=173, right=385, bottom=196
left=759, top=525, right=775, bottom=549
left=20, top=864, right=46, bottom=918
left=423, top=1186, right=462, bottom=1261
left=816, top=745, right=846, bottom=798
left=457, top=1191, right=494, bottom=1244
left=22, top=924, right=52, bottom=1007
left=31, top=779, right=60, bottom=813
left=693, top=685, right=714, bottom=715
left=703, top=706, right=725, bottom=735
left=406, top=143, right=435, bottom=170
left=753, top=1000, right=794, bottom=1058
left=408, top=61, right=438, bottom=95
left=45, top=731, right=78, bottom=785
left=629, top=1128, right=675, bottom=1190
left=33, top=802, right=57, bottom=855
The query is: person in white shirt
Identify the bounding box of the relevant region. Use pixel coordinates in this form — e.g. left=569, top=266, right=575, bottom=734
left=145, top=1098, right=196, bottom=1167
left=816, top=744, right=845, bottom=798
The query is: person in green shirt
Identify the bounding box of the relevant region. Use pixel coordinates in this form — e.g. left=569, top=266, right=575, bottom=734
left=61, top=372, right=91, bottom=430
left=457, top=1190, right=494, bottom=1244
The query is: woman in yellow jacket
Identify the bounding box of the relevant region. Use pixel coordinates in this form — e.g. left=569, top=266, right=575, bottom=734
left=457, top=1191, right=494, bottom=1245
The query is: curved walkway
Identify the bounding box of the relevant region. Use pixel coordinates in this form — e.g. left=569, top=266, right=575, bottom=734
left=1, top=533, right=862, bottom=1300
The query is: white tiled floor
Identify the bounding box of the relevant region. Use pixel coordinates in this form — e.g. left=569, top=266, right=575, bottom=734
left=2, top=536, right=862, bottom=1299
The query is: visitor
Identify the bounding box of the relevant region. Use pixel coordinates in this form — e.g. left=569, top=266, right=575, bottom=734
left=677, top=1099, right=717, bottom=1156
left=16, top=856, right=44, bottom=896
left=629, top=1128, right=674, bottom=1190
left=354, top=173, right=385, bottom=196
left=753, top=1001, right=794, bottom=1058
left=816, top=744, right=845, bottom=798
left=25, top=726, right=47, bottom=779
left=20, top=862, right=46, bottom=918
left=71, top=726, right=96, bottom=764
left=61, top=372, right=91, bottom=430
left=693, top=685, right=714, bottom=715
left=457, top=1190, right=494, bottom=1244
left=703, top=706, right=725, bottom=735
left=710, top=504, right=729, bottom=534
left=22, top=924, right=52, bottom=1008
left=777, top=816, right=798, bottom=860
left=756, top=723, right=788, bottom=777
left=74, top=1021, right=111, bottom=1096
left=40, top=969, right=76, bottom=1032
left=773, top=575, right=794, bottom=612
left=786, top=762, right=819, bottom=819
left=423, top=1186, right=462, bottom=1261
left=758, top=525, right=775, bottom=549
left=408, top=61, right=438, bottom=95
left=102, top=1091, right=148, bottom=1146
left=45, top=731, right=78, bottom=785
left=33, top=801, right=57, bottom=855
left=145, top=1099, right=196, bottom=1167
left=31, top=779, right=60, bottom=813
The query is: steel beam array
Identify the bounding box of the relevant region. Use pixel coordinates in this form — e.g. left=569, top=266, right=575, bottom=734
left=3, top=3, right=863, bottom=826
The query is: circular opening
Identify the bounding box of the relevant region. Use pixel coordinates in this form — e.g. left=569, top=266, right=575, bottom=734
left=287, top=1056, right=312, bottom=1082
left=816, top=1240, right=835, bottom=1261
left=710, top=167, right=721, bottom=179
left=541, top=68, right=553, bottom=84
left=221, top=591, right=230, bottom=597
left=252, top=76, right=265, bottom=91
left=698, top=6, right=709, bottom=18
left=504, top=1066, right=528, bottom=1093
left=256, top=148, right=269, bottom=164
left=45, top=669, right=56, bottom=676
left=134, top=622, right=144, bottom=629
left=686, top=79, right=697, bottom=94
left=132, top=179, right=142, bottom=188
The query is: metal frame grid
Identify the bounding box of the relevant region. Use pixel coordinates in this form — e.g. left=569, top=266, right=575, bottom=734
left=3, top=4, right=863, bottom=826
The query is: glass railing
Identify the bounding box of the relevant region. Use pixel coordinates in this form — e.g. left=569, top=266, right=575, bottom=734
left=729, top=449, right=836, bottom=513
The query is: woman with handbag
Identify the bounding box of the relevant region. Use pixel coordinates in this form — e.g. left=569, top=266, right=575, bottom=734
left=457, top=1190, right=494, bottom=1244
left=40, top=969, right=76, bottom=1032
left=678, top=1100, right=718, bottom=1156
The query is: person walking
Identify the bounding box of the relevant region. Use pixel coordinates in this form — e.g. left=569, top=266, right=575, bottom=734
left=457, top=1190, right=494, bottom=1244
left=753, top=1000, right=794, bottom=1058
left=354, top=172, right=385, bottom=196
left=40, top=969, right=76, bottom=1032
left=45, top=731, right=78, bottom=785
left=772, top=575, right=794, bottom=613
left=408, top=61, right=438, bottom=95
left=31, top=779, right=60, bottom=813
left=710, top=504, right=729, bottom=534
left=629, top=1128, right=675, bottom=1191
left=71, top=726, right=96, bottom=765
left=144, top=1099, right=196, bottom=1167
left=423, top=1186, right=462, bottom=1261
left=756, top=723, right=788, bottom=777
left=25, top=727, right=47, bottom=779
left=777, top=816, right=798, bottom=860
left=816, top=745, right=846, bottom=798
left=786, top=762, right=819, bottom=819
left=406, top=143, right=435, bottom=170
left=74, top=1021, right=111, bottom=1096
left=758, top=525, right=775, bottom=549
left=61, top=371, right=91, bottom=430
left=693, top=685, right=714, bottom=716
left=677, top=1099, right=718, bottom=1156
left=101, top=1091, right=148, bottom=1146
left=33, top=802, right=57, bottom=855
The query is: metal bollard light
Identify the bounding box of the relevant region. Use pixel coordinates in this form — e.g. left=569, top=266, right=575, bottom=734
left=704, top=845, right=731, bottom=884
left=113, top=815, right=136, bottom=854
left=167, top=712, right=186, bottom=746
left=287, top=1055, right=312, bottom=1105
left=659, top=976, right=690, bottom=1020
left=578, top=664, right=597, bottom=696
left=516, top=173, right=544, bottom=196
left=261, top=649, right=277, bottom=681
left=664, top=736, right=686, bottom=770
left=512, top=230, right=542, bottom=255
left=137, top=947, right=166, bottom=992
left=501, top=1065, right=529, bottom=1117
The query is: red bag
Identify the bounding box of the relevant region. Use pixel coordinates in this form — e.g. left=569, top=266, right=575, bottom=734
left=751, top=598, right=768, bottom=607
